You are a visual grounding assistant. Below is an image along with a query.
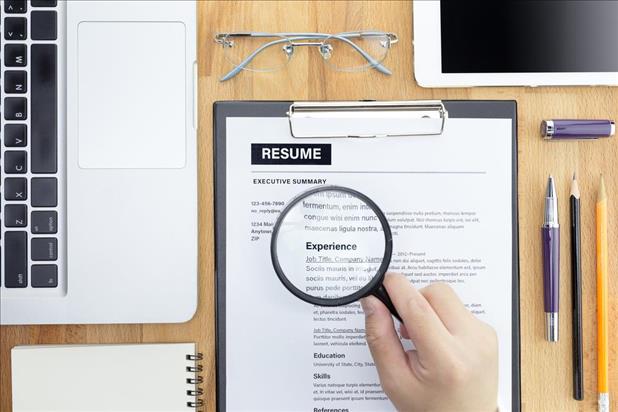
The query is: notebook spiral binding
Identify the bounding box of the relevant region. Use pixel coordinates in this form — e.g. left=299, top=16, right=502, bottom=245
left=186, top=353, right=204, bottom=410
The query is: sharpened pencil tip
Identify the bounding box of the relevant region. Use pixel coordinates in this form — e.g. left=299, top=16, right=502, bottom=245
left=571, top=173, right=580, bottom=198
left=599, top=175, right=607, bottom=201
left=573, top=171, right=577, bottom=180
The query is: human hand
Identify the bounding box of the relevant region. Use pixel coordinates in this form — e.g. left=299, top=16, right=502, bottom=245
left=361, top=273, right=498, bottom=412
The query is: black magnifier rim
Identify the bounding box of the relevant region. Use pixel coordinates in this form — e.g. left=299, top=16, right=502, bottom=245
left=270, top=185, right=393, bottom=307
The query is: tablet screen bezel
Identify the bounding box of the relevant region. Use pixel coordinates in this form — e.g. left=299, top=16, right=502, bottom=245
left=413, top=1, right=618, bottom=87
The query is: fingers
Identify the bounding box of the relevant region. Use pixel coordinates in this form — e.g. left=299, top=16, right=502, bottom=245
left=406, top=349, right=429, bottom=382
left=419, top=283, right=475, bottom=335
left=399, top=285, right=472, bottom=337
left=383, top=274, right=452, bottom=364
left=361, top=296, right=414, bottom=385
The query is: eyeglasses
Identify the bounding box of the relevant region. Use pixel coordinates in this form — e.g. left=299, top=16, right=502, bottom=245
left=214, top=31, right=399, bottom=81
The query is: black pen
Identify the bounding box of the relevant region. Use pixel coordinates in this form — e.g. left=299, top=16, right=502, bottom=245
left=570, top=172, right=584, bottom=400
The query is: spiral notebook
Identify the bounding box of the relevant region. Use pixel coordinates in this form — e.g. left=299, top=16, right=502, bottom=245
left=11, top=343, right=203, bottom=411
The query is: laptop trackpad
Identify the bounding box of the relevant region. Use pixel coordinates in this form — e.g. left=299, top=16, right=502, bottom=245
left=78, top=22, right=186, bottom=169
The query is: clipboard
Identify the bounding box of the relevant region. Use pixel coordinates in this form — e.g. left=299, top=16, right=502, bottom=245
left=214, top=100, right=520, bottom=412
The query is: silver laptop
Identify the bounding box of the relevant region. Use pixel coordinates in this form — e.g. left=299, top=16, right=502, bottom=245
left=1, top=0, right=198, bottom=324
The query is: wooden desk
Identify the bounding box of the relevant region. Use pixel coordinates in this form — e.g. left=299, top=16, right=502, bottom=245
left=1, top=2, right=616, bottom=411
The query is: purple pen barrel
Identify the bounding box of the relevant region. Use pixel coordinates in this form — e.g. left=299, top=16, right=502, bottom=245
left=542, top=119, right=615, bottom=140
left=542, top=226, right=560, bottom=342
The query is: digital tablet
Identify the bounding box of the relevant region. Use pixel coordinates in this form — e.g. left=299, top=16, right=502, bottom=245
left=414, top=1, right=618, bottom=87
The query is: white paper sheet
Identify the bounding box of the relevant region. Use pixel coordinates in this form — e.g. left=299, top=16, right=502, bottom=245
left=12, top=343, right=197, bottom=412
left=224, top=116, right=514, bottom=412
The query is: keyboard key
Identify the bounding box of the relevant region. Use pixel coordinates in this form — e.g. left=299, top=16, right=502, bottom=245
left=31, top=0, right=57, bottom=6
left=4, top=97, right=27, bottom=120
left=5, top=204, right=27, bottom=227
left=31, top=44, right=58, bottom=174
left=4, top=178, right=27, bottom=200
left=31, top=265, right=58, bottom=288
left=4, top=70, right=27, bottom=93
left=4, top=124, right=27, bottom=147
left=31, top=178, right=57, bottom=207
left=4, top=17, right=27, bottom=40
left=4, top=0, right=27, bottom=13
left=32, top=238, right=57, bottom=261
left=4, top=151, right=27, bottom=174
left=31, top=11, right=57, bottom=40
left=5, top=231, right=28, bottom=287
left=4, top=44, right=27, bottom=66
left=31, top=211, right=57, bottom=234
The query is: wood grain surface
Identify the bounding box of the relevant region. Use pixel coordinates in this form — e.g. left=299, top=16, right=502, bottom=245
left=1, top=2, right=617, bottom=411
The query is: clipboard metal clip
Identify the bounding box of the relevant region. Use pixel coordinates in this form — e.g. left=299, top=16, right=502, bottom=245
left=288, top=100, right=448, bottom=138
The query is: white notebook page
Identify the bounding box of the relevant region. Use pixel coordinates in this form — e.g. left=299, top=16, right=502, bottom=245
left=12, top=343, right=196, bottom=412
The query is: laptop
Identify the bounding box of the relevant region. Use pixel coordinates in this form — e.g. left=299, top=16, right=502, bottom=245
left=1, top=0, right=198, bottom=325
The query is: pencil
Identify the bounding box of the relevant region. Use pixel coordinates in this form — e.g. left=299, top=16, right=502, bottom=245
left=597, top=175, right=609, bottom=412
left=570, top=173, right=584, bottom=400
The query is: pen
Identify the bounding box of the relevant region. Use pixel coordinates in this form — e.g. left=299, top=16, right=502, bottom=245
left=542, top=175, right=559, bottom=342
left=596, top=176, right=609, bottom=412
left=570, top=173, right=584, bottom=400
left=542, top=119, right=615, bottom=140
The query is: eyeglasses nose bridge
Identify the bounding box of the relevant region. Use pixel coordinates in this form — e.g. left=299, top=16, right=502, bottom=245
left=283, top=40, right=333, bottom=60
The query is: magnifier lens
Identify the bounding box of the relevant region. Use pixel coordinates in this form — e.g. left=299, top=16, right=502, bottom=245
left=274, top=189, right=386, bottom=301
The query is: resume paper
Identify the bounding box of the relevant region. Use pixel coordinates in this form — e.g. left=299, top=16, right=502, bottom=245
left=224, top=116, right=514, bottom=411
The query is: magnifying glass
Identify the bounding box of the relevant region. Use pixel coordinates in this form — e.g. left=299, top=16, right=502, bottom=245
left=271, top=185, right=401, bottom=321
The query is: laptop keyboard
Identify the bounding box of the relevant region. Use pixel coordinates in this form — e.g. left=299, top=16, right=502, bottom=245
left=1, top=0, right=60, bottom=289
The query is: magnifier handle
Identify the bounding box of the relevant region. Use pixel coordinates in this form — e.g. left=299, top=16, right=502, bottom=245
left=371, top=285, right=402, bottom=323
